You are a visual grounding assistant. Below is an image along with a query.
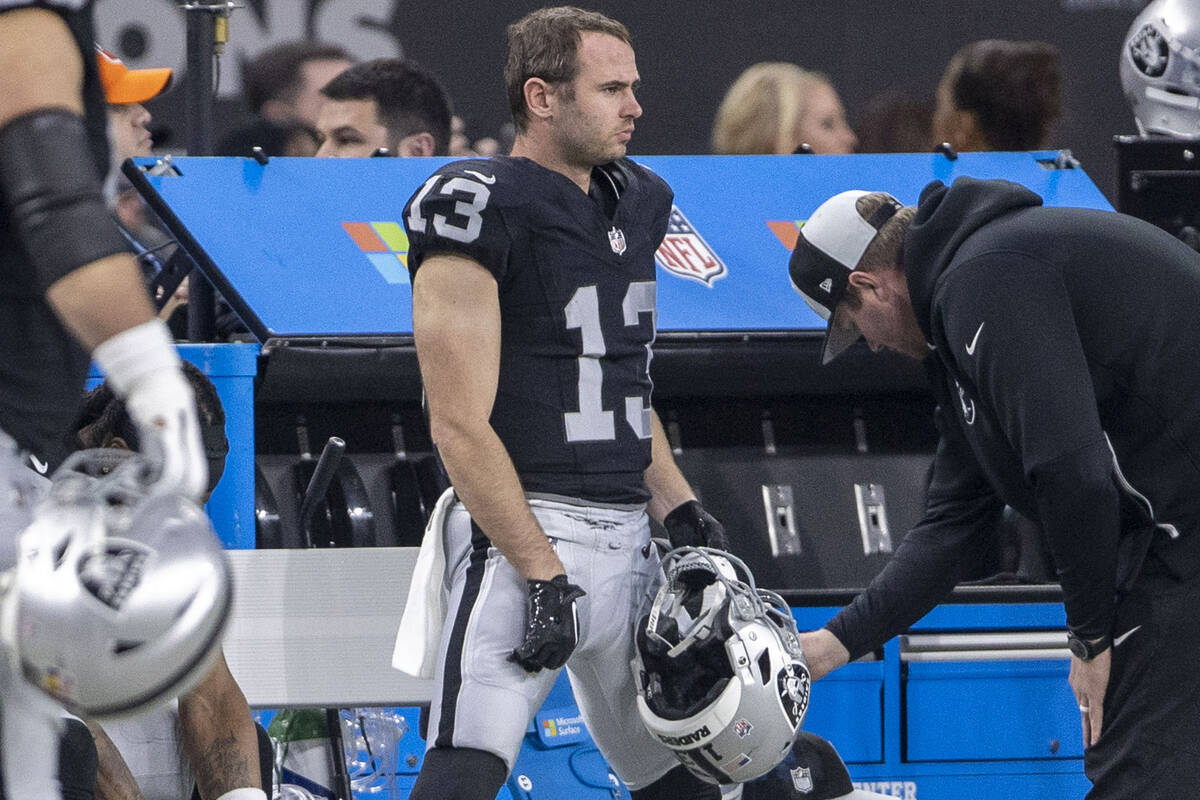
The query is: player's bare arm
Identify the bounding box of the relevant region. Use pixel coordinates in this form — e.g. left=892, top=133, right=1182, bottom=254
left=643, top=408, right=696, bottom=524
left=413, top=252, right=565, bottom=581
left=0, top=8, right=157, bottom=350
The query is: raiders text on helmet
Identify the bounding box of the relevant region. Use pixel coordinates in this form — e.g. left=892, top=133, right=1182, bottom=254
left=632, top=547, right=811, bottom=785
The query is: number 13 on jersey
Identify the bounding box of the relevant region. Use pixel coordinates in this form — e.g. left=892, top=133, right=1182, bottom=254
left=563, top=282, right=656, bottom=443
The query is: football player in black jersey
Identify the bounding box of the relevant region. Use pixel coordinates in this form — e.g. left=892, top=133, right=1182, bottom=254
left=403, top=7, right=724, bottom=800
left=0, top=2, right=207, bottom=797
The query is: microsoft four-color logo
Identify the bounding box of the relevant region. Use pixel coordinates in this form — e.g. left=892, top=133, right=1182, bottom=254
left=342, top=221, right=410, bottom=285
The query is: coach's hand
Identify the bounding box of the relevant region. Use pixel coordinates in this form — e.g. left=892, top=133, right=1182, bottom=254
left=509, top=574, right=586, bottom=672
left=664, top=500, right=729, bottom=551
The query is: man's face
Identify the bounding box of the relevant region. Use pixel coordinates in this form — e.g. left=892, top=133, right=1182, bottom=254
left=551, top=32, right=642, bottom=166
left=291, top=58, right=352, bottom=126
left=833, top=270, right=929, bottom=360
left=314, top=98, right=389, bottom=157
left=107, top=103, right=153, bottom=163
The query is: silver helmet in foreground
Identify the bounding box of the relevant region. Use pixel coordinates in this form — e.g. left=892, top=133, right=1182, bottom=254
left=1, top=449, right=232, bottom=717
left=632, top=546, right=810, bottom=784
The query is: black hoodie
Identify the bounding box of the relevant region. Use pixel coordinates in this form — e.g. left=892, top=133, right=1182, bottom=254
left=827, top=177, right=1200, bottom=659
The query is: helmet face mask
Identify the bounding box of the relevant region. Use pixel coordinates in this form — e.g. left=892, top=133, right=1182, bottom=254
left=1120, top=0, right=1200, bottom=137
left=3, top=450, right=232, bottom=718
left=632, top=547, right=811, bottom=785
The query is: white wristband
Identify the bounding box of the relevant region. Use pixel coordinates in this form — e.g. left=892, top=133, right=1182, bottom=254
left=215, top=789, right=268, bottom=800
left=91, top=318, right=180, bottom=397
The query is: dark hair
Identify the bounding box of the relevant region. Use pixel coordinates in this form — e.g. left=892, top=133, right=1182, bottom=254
left=215, top=117, right=320, bottom=158
left=945, top=40, right=1061, bottom=151
left=855, top=90, right=935, bottom=154
left=241, top=40, right=350, bottom=114
left=74, top=362, right=229, bottom=494
left=319, top=58, right=454, bottom=156
left=504, top=6, right=631, bottom=133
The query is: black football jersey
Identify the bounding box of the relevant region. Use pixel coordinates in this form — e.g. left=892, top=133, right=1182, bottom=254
left=404, top=156, right=674, bottom=503
left=0, top=0, right=109, bottom=464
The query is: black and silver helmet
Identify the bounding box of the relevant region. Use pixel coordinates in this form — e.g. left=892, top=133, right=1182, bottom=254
left=2, top=450, right=232, bottom=717
left=632, top=547, right=810, bottom=785
left=1121, top=0, right=1200, bottom=137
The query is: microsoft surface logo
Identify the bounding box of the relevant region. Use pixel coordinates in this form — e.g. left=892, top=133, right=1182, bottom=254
left=342, top=221, right=410, bottom=285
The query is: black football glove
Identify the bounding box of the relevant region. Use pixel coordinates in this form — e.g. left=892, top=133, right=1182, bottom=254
left=508, top=574, right=587, bottom=673
left=664, top=500, right=729, bottom=551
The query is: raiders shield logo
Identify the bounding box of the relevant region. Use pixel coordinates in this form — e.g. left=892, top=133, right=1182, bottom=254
left=608, top=226, right=627, bottom=255
left=776, top=662, right=812, bottom=729
left=790, top=765, right=814, bottom=793
left=78, top=538, right=150, bottom=610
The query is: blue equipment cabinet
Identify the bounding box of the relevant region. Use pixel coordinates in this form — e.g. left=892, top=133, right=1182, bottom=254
left=792, top=597, right=1091, bottom=800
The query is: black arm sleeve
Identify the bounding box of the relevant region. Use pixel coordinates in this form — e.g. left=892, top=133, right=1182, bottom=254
left=0, top=109, right=130, bottom=293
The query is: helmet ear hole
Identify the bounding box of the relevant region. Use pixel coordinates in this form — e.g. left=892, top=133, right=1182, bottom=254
left=758, top=649, right=772, bottom=685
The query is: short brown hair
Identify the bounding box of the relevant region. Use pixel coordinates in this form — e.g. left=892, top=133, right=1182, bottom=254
left=504, top=6, right=631, bottom=133
left=838, top=193, right=915, bottom=311
left=856, top=193, right=915, bottom=273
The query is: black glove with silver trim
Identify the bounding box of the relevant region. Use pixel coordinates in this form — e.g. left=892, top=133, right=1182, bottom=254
left=509, top=574, right=587, bottom=672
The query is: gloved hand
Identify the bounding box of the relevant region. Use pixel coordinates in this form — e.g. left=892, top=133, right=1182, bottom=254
left=123, top=368, right=207, bottom=500
left=664, top=500, right=729, bottom=551
left=92, top=320, right=207, bottom=501
left=508, top=574, right=587, bottom=672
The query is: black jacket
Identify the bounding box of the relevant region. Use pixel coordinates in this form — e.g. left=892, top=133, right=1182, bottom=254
left=828, top=177, right=1200, bottom=658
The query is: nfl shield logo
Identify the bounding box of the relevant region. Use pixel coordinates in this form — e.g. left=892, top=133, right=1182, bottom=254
left=790, top=765, right=814, bottom=794
left=608, top=226, right=627, bottom=255
left=655, top=206, right=728, bottom=287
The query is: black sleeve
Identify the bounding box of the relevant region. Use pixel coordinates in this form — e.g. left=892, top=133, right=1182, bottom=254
left=942, top=253, right=1119, bottom=639
left=827, top=392, right=1004, bottom=660
left=402, top=161, right=512, bottom=281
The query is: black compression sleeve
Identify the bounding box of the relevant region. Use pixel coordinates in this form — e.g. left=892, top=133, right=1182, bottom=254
left=0, top=108, right=130, bottom=293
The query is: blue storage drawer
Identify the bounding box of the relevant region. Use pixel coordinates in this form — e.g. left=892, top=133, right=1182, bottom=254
left=905, top=660, right=1080, bottom=761
left=802, top=661, right=884, bottom=764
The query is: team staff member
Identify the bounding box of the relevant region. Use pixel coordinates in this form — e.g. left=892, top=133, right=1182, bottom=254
left=0, top=2, right=206, bottom=797
left=403, top=7, right=724, bottom=800
left=790, top=178, right=1200, bottom=799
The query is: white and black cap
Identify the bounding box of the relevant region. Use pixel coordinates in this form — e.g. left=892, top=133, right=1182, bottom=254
left=788, top=190, right=902, bottom=364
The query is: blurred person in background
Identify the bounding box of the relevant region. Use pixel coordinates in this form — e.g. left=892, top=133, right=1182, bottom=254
left=855, top=89, right=934, bottom=153
left=931, top=39, right=1061, bottom=152
left=315, top=57, right=452, bottom=157
left=712, top=62, right=856, bottom=155
left=216, top=40, right=350, bottom=157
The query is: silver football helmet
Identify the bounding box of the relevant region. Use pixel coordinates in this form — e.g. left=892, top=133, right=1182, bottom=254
left=1, top=449, right=232, bottom=717
left=1120, top=0, right=1200, bottom=137
left=632, top=547, right=810, bottom=785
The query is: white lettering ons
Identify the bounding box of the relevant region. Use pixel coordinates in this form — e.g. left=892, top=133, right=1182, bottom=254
left=95, top=1, right=403, bottom=98
left=853, top=780, right=918, bottom=799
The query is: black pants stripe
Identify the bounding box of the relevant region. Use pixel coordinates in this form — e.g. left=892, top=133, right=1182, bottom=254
left=434, top=522, right=491, bottom=749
